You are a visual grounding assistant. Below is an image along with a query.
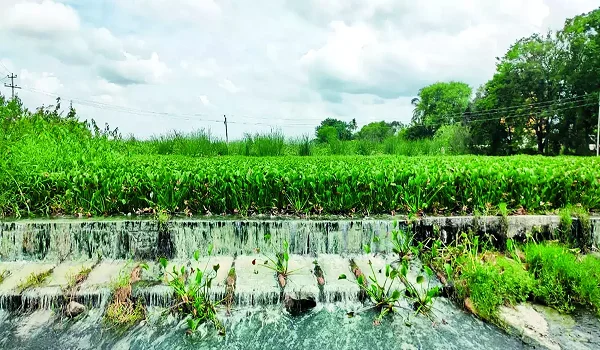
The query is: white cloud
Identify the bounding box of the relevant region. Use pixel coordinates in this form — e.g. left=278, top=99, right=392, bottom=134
left=1, top=0, right=80, bottom=38
left=299, top=1, right=555, bottom=99
left=99, top=52, right=169, bottom=85
left=89, top=28, right=124, bottom=60
left=116, top=0, right=221, bottom=22
left=218, top=79, right=241, bottom=94
left=19, top=69, right=63, bottom=93
left=1, top=0, right=598, bottom=139
left=199, top=95, right=210, bottom=106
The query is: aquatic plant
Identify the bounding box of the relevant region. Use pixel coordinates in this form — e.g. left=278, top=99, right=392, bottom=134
left=160, top=245, right=225, bottom=335
left=104, top=263, right=148, bottom=331
left=255, top=235, right=300, bottom=288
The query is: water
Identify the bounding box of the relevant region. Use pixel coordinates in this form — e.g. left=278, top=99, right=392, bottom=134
left=0, top=301, right=523, bottom=350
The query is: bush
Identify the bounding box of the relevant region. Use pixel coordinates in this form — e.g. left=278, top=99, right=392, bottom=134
left=456, top=255, right=537, bottom=320
left=525, top=243, right=600, bottom=314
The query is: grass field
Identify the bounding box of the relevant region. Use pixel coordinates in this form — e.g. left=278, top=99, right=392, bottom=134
left=2, top=103, right=599, bottom=217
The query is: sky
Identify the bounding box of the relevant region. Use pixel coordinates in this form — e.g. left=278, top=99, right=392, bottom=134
left=0, top=0, right=598, bottom=140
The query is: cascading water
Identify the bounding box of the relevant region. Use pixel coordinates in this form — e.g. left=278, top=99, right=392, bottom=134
left=1, top=217, right=598, bottom=349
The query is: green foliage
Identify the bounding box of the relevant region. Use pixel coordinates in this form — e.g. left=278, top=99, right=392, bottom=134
left=241, top=130, right=285, bottom=156
left=315, top=118, right=355, bottom=142
left=433, top=124, right=471, bottom=155
left=298, top=135, right=312, bottom=156
left=3, top=149, right=600, bottom=217
left=339, top=233, right=440, bottom=322
left=355, top=121, right=400, bottom=142
left=525, top=243, right=600, bottom=314
left=17, top=269, right=53, bottom=293
left=411, top=82, right=472, bottom=136
left=160, top=245, right=225, bottom=335
left=455, top=255, right=537, bottom=321
left=0, top=270, right=9, bottom=285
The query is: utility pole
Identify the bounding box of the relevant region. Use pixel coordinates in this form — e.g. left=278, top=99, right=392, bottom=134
left=4, top=74, right=21, bottom=99
left=597, top=91, right=600, bottom=156
left=224, top=115, right=229, bottom=144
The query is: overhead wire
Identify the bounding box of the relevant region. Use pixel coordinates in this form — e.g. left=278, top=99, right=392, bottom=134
left=19, top=85, right=599, bottom=129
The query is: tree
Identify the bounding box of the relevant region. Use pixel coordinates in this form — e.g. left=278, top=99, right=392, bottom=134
left=556, top=8, right=600, bottom=154
left=315, top=118, right=354, bottom=142
left=355, top=121, right=400, bottom=142
left=411, top=82, right=472, bottom=136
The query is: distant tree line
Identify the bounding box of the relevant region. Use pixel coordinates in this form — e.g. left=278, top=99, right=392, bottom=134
left=316, top=8, right=600, bottom=156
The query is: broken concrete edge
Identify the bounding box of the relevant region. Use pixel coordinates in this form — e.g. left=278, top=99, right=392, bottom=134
left=498, top=303, right=561, bottom=350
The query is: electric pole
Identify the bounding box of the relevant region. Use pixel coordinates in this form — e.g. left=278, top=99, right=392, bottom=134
left=224, top=115, right=229, bottom=144
left=4, top=74, right=21, bottom=99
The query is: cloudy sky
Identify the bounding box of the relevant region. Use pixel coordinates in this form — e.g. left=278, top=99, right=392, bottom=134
left=0, top=0, right=598, bottom=139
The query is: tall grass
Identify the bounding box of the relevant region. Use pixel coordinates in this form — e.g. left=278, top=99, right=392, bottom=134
left=147, top=130, right=228, bottom=156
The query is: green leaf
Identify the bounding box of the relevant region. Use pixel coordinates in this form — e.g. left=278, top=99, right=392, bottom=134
left=193, top=249, right=200, bottom=262
left=159, top=257, right=168, bottom=269
left=213, top=264, right=220, bottom=272
left=338, top=274, right=347, bottom=280
left=416, top=275, right=425, bottom=284
left=444, top=263, right=452, bottom=278
left=195, top=270, right=203, bottom=285
left=357, top=275, right=365, bottom=285
left=207, top=244, right=214, bottom=256
left=423, top=266, right=434, bottom=277
left=139, top=263, right=149, bottom=271
left=391, top=290, right=401, bottom=300
left=180, top=265, right=185, bottom=275
left=372, top=236, right=380, bottom=243
left=385, top=264, right=390, bottom=278
left=363, top=244, right=371, bottom=254
left=427, top=287, right=440, bottom=298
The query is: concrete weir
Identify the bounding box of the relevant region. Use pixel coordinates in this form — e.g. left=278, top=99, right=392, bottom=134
left=0, top=215, right=597, bottom=313
left=1, top=215, right=596, bottom=261
left=1, top=216, right=599, bottom=349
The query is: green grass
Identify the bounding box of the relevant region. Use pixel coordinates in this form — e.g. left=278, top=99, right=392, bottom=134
left=17, top=269, right=53, bottom=293
left=2, top=95, right=600, bottom=218
left=455, top=254, right=537, bottom=320
left=439, top=240, right=600, bottom=323
left=525, top=243, right=600, bottom=314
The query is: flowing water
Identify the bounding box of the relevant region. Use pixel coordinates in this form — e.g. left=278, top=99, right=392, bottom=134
left=2, top=218, right=599, bottom=349
left=0, top=301, right=524, bottom=350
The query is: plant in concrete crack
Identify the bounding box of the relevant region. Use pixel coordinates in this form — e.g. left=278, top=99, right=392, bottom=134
left=398, top=260, right=440, bottom=318
left=160, top=244, right=225, bottom=335
left=104, top=263, right=148, bottom=331
left=0, top=269, right=9, bottom=285
left=339, top=251, right=404, bottom=323
left=255, top=234, right=300, bottom=288
left=17, top=269, right=53, bottom=293
left=375, top=222, right=419, bottom=263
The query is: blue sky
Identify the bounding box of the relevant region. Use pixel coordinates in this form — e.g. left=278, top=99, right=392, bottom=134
left=0, top=0, right=598, bottom=139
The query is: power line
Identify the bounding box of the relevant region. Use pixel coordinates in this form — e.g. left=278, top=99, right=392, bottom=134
left=4, top=74, right=21, bottom=99
left=21, top=86, right=318, bottom=127
left=0, top=61, right=11, bottom=75
left=19, top=84, right=597, bottom=130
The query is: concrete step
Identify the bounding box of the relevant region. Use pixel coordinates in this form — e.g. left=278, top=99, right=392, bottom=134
left=0, top=254, right=428, bottom=311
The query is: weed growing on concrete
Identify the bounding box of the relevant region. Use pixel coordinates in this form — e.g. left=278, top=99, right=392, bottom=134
left=340, top=239, right=440, bottom=323
left=160, top=245, right=225, bottom=335
left=526, top=243, right=600, bottom=314
left=104, top=263, right=147, bottom=331
left=339, top=259, right=403, bottom=323
left=255, top=234, right=300, bottom=288
left=17, top=269, right=53, bottom=293
left=0, top=269, right=10, bottom=285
